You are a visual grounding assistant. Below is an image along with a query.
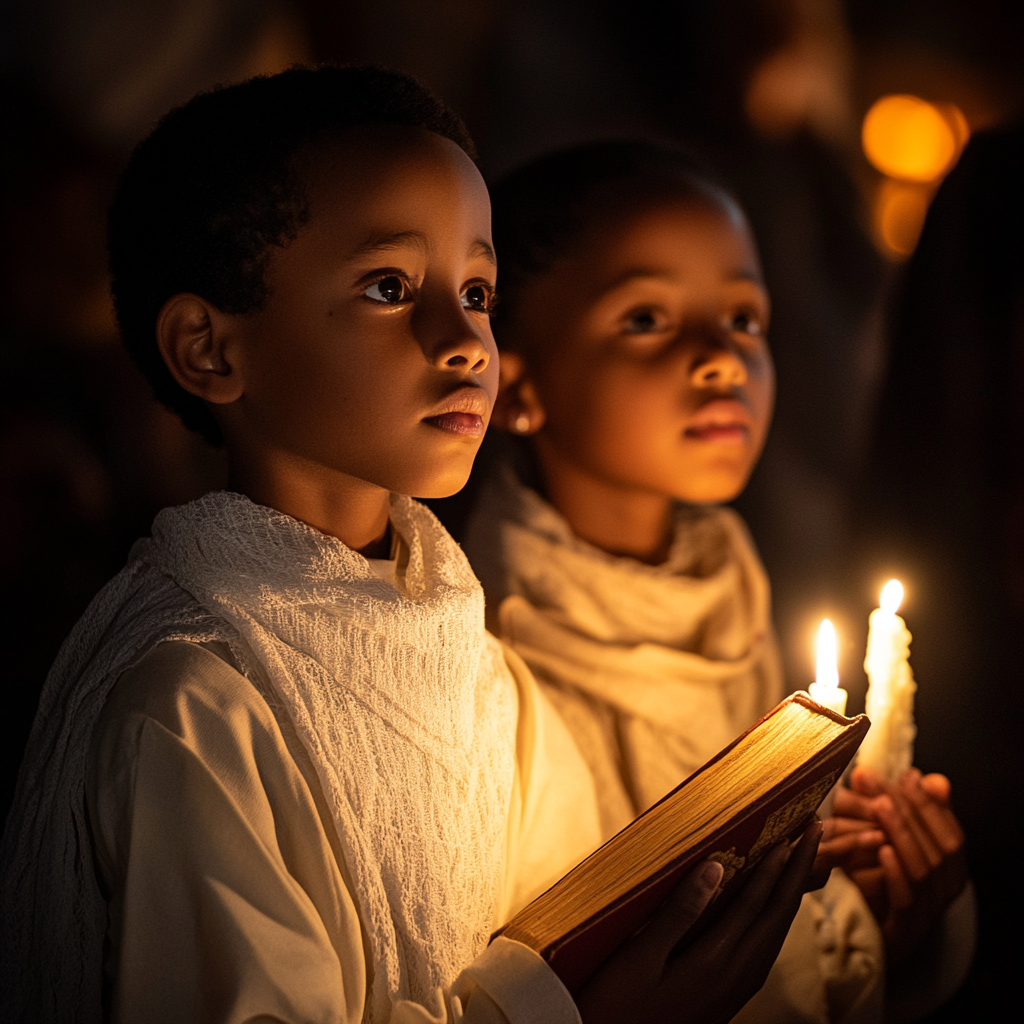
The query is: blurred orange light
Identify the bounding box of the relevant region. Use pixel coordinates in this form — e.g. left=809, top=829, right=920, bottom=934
left=862, top=95, right=966, bottom=183
left=874, top=178, right=931, bottom=258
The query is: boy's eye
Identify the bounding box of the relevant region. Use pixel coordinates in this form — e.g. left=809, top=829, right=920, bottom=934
left=364, top=276, right=410, bottom=304
left=622, top=307, right=668, bottom=335
left=461, top=283, right=494, bottom=314
left=729, top=311, right=764, bottom=336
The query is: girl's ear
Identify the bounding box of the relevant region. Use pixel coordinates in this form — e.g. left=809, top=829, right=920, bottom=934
left=156, top=293, right=244, bottom=406
left=492, top=349, right=546, bottom=436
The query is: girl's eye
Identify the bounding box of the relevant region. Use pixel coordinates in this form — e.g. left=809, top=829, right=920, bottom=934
left=461, top=283, right=494, bottom=313
left=622, top=308, right=668, bottom=335
left=364, top=276, right=410, bottom=304
left=729, top=311, right=764, bottom=336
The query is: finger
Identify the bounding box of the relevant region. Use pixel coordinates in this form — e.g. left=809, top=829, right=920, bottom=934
left=826, top=816, right=887, bottom=839
left=819, top=831, right=884, bottom=864
left=873, top=794, right=933, bottom=882
left=696, top=840, right=796, bottom=955
left=849, top=864, right=888, bottom=921
left=836, top=844, right=886, bottom=872
left=919, top=772, right=952, bottom=804
left=880, top=843, right=913, bottom=913
left=833, top=787, right=879, bottom=821
left=748, top=824, right=823, bottom=931
left=638, top=859, right=725, bottom=962
left=849, top=765, right=888, bottom=797
left=900, top=774, right=965, bottom=856
left=732, top=823, right=822, bottom=962
left=773, top=821, right=822, bottom=900
left=887, top=784, right=946, bottom=872
left=806, top=860, right=833, bottom=893
left=850, top=865, right=886, bottom=901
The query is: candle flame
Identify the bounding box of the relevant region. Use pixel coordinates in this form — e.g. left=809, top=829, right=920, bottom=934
left=880, top=579, right=904, bottom=614
left=816, top=619, right=839, bottom=690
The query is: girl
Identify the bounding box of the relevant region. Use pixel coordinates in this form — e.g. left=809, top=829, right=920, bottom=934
left=465, top=140, right=971, bottom=1023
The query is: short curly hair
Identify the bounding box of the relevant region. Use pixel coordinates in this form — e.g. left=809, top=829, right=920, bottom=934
left=109, top=64, right=476, bottom=444
left=489, top=139, right=736, bottom=343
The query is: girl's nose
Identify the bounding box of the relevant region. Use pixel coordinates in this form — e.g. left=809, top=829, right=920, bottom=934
left=690, top=342, right=747, bottom=388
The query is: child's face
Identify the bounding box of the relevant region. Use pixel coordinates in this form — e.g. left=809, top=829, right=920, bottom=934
left=221, top=128, right=498, bottom=499
left=507, top=198, right=774, bottom=505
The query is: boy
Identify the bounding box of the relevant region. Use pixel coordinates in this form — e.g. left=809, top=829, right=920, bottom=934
left=1, top=70, right=821, bottom=1024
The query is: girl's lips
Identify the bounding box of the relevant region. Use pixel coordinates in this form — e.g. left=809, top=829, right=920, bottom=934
left=684, top=423, right=749, bottom=443
left=424, top=412, right=485, bottom=437
left=684, top=398, right=752, bottom=443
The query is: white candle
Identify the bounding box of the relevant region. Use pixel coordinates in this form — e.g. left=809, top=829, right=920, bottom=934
left=809, top=619, right=848, bottom=715
left=808, top=619, right=848, bottom=816
left=856, top=579, right=917, bottom=781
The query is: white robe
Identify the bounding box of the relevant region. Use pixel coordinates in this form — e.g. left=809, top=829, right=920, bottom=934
left=0, top=491, right=602, bottom=1023
left=85, top=637, right=598, bottom=1024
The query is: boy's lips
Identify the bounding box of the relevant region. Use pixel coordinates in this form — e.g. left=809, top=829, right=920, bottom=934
left=423, top=387, right=489, bottom=438
left=684, top=399, right=752, bottom=443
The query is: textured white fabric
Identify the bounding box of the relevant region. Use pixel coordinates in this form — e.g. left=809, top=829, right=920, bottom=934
left=464, top=463, right=784, bottom=834
left=1, top=560, right=222, bottom=1023
left=1, top=491, right=517, bottom=1024
left=452, top=938, right=581, bottom=1024
left=84, top=639, right=592, bottom=1024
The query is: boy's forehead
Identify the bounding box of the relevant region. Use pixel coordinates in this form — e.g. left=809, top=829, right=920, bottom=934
left=301, top=127, right=482, bottom=201
left=292, top=127, right=490, bottom=252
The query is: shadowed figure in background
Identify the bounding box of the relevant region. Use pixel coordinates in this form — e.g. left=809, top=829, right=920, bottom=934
left=851, top=119, right=1024, bottom=1020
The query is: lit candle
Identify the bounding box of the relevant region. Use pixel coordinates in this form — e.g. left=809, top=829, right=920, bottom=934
left=808, top=619, right=848, bottom=715
left=856, top=579, right=917, bottom=781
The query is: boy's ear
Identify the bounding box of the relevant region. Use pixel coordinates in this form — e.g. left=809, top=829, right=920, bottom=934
left=156, top=293, right=244, bottom=405
left=492, top=349, right=546, bottom=436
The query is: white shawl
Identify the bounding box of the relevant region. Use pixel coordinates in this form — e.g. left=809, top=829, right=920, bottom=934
left=464, top=464, right=783, bottom=837
left=1, top=491, right=517, bottom=1024
left=463, top=468, right=892, bottom=1024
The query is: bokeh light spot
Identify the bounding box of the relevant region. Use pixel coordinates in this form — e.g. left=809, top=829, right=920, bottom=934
left=862, top=95, right=966, bottom=183
left=873, top=178, right=932, bottom=259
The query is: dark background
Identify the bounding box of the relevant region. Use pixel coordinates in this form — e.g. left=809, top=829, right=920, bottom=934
left=2, top=2, right=1021, bottom=1019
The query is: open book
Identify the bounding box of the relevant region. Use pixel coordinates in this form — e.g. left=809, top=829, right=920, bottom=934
left=494, top=692, right=869, bottom=993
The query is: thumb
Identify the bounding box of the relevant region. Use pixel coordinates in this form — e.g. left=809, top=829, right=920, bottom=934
left=637, top=859, right=724, bottom=961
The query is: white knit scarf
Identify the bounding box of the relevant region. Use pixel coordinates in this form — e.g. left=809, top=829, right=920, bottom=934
left=1, top=491, right=516, bottom=1024
left=464, top=464, right=783, bottom=838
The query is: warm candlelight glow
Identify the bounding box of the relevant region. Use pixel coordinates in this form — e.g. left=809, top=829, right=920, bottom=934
left=858, top=577, right=917, bottom=781
left=809, top=618, right=848, bottom=716
left=880, top=579, right=904, bottom=615
left=862, top=96, right=969, bottom=262
left=862, top=95, right=965, bottom=183
left=816, top=619, right=839, bottom=690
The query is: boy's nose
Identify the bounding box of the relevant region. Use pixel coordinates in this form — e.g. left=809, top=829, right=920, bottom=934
left=432, top=333, right=491, bottom=374
left=690, top=343, right=747, bottom=388
left=421, top=298, right=492, bottom=374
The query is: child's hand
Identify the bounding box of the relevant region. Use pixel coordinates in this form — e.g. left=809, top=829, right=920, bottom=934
left=812, top=811, right=886, bottom=884
left=576, top=821, right=822, bottom=1024
left=838, top=766, right=968, bottom=963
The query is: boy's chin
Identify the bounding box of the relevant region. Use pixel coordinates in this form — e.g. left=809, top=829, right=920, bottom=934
left=402, top=467, right=475, bottom=501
